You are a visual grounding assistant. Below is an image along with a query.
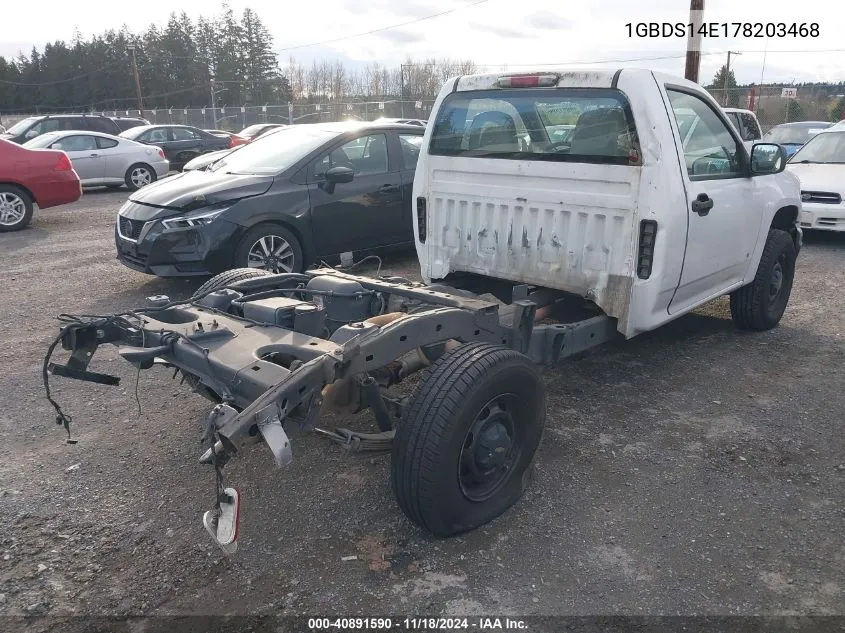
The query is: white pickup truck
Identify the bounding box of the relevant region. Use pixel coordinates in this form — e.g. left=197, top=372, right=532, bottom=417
left=414, top=68, right=802, bottom=337
left=47, top=68, right=803, bottom=552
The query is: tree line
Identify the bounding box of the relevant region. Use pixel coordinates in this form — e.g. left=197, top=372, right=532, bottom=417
left=0, top=3, right=477, bottom=114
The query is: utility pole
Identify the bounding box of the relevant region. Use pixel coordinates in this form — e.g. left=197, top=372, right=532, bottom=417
left=399, top=64, right=407, bottom=118
left=684, top=0, right=704, bottom=83
left=126, top=44, right=144, bottom=112
left=722, top=51, right=741, bottom=106
left=210, top=77, right=218, bottom=128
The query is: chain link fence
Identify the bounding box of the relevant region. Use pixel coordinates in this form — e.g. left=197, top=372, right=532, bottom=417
left=706, top=86, right=844, bottom=132
left=4, top=87, right=844, bottom=134
left=0, top=100, right=436, bottom=132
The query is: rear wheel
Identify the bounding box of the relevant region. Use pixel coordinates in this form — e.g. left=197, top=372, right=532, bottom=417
left=391, top=343, right=545, bottom=536
left=124, top=163, right=156, bottom=191
left=730, top=229, right=796, bottom=331
left=192, top=267, right=273, bottom=299
left=0, top=185, right=34, bottom=232
left=234, top=223, right=304, bottom=274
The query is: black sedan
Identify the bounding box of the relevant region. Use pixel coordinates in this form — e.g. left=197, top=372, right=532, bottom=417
left=115, top=121, right=425, bottom=277
left=119, top=125, right=232, bottom=170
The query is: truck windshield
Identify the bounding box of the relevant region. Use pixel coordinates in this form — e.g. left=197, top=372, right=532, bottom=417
left=429, top=88, right=640, bottom=165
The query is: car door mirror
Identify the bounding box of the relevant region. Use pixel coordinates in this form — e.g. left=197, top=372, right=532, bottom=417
left=325, top=166, right=354, bottom=184
left=750, top=143, right=785, bottom=175
left=25, top=129, right=39, bottom=140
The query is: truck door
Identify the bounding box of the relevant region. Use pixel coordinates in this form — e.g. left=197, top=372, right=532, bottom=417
left=661, top=86, right=762, bottom=314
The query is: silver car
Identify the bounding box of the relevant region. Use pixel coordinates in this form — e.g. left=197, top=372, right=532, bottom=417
left=23, top=131, right=170, bottom=191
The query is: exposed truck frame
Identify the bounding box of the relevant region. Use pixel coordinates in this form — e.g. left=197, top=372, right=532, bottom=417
left=46, top=267, right=619, bottom=551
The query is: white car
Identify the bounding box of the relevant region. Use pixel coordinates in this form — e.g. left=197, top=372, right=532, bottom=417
left=23, top=130, right=169, bottom=190
left=723, top=107, right=762, bottom=145
left=787, top=127, right=845, bottom=232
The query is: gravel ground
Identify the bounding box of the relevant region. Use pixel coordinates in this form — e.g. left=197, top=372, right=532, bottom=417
left=0, top=191, right=843, bottom=630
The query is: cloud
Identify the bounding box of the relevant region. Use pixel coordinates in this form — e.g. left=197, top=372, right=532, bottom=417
left=474, top=24, right=530, bottom=39
left=524, top=10, right=574, bottom=31
left=372, top=29, right=425, bottom=45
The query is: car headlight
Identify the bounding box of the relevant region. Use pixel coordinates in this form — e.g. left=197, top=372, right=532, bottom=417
left=161, top=208, right=227, bottom=230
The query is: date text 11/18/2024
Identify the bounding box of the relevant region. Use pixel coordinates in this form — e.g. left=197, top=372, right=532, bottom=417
left=307, top=617, right=529, bottom=630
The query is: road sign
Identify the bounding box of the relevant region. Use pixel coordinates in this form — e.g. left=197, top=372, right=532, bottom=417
left=415, top=100, right=422, bottom=109
left=240, top=106, right=245, bottom=113
left=378, top=102, right=385, bottom=110
left=262, top=105, right=267, bottom=113
left=781, top=87, right=798, bottom=98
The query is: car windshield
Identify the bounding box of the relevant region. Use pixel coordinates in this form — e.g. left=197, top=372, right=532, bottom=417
left=789, top=131, right=845, bottom=164
left=6, top=118, right=38, bottom=135
left=763, top=124, right=829, bottom=145
left=210, top=125, right=337, bottom=175
left=22, top=133, right=61, bottom=148
left=429, top=88, right=640, bottom=165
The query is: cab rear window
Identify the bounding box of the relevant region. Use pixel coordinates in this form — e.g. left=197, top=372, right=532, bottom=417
left=429, top=88, right=640, bottom=165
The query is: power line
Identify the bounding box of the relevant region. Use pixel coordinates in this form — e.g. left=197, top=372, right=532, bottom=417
left=272, top=0, right=490, bottom=53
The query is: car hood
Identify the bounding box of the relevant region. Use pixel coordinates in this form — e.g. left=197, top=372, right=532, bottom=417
left=786, top=163, right=845, bottom=194
left=126, top=170, right=273, bottom=214
left=184, top=149, right=233, bottom=171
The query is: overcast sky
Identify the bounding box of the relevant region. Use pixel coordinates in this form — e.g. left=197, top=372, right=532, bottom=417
left=2, top=0, right=841, bottom=85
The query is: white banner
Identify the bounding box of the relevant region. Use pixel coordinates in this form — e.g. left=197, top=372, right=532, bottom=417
left=415, top=100, right=422, bottom=109
left=378, top=102, right=385, bottom=110
left=262, top=105, right=267, bottom=113
left=240, top=106, right=245, bottom=113
left=201, top=108, right=206, bottom=114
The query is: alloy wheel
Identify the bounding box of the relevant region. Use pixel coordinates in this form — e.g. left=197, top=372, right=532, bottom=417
left=247, top=234, right=296, bottom=273
left=0, top=192, right=27, bottom=227
left=130, top=167, right=153, bottom=189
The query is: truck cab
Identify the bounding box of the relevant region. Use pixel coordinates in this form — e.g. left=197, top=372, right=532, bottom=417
left=413, top=69, right=802, bottom=337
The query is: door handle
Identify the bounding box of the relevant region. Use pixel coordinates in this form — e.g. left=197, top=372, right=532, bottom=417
left=378, top=184, right=398, bottom=193
left=89, top=153, right=99, bottom=157
left=691, top=193, right=713, bottom=216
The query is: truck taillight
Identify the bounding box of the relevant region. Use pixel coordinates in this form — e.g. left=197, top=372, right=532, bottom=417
left=416, top=197, right=427, bottom=243
left=496, top=74, right=559, bottom=88
left=55, top=153, right=73, bottom=171
left=637, top=220, right=657, bottom=279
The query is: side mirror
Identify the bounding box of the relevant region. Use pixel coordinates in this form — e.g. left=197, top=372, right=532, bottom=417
left=325, top=166, right=354, bottom=184
left=750, top=143, right=785, bottom=175
left=24, top=129, right=39, bottom=139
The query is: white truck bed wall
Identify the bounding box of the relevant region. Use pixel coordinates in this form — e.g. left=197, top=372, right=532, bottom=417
left=416, top=70, right=686, bottom=338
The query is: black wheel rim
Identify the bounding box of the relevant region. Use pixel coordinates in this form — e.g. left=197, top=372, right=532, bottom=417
left=458, top=394, right=523, bottom=502
left=769, top=253, right=787, bottom=303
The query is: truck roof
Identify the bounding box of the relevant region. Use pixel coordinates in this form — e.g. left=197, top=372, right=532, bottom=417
left=453, top=68, right=703, bottom=95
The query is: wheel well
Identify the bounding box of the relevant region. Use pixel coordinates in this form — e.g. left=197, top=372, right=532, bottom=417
left=126, top=162, right=153, bottom=173
left=771, top=205, right=800, bottom=247
left=0, top=181, right=35, bottom=205
left=771, top=205, right=798, bottom=232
